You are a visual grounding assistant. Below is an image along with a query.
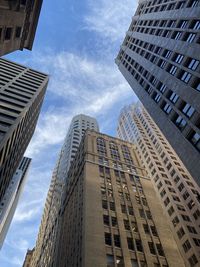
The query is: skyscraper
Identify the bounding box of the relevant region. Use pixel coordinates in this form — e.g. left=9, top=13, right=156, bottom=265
left=117, top=103, right=200, bottom=267
left=0, top=157, right=31, bottom=248
left=22, top=248, right=35, bottom=267
left=30, top=114, right=99, bottom=267
left=0, top=0, right=43, bottom=56
left=54, top=130, right=184, bottom=267
left=0, top=58, right=48, bottom=226
left=116, top=0, right=200, bottom=186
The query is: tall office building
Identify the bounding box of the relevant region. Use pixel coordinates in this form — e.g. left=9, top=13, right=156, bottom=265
left=0, top=58, right=48, bottom=218
left=23, top=248, right=35, bottom=267
left=53, top=130, right=185, bottom=267
left=0, top=157, right=31, bottom=248
left=116, top=0, right=200, bottom=186
left=0, top=0, right=43, bottom=56
left=117, top=103, right=200, bottom=267
left=30, top=115, right=99, bottom=267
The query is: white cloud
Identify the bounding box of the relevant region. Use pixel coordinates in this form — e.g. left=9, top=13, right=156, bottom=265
left=24, top=51, right=135, bottom=157
left=85, top=0, right=137, bottom=41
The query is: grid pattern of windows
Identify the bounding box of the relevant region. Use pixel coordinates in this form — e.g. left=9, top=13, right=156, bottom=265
left=116, top=0, right=200, bottom=188
left=117, top=103, right=200, bottom=266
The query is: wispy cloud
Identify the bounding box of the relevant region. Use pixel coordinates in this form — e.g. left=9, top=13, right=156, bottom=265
left=25, top=50, right=134, bottom=157
left=85, top=0, right=137, bottom=41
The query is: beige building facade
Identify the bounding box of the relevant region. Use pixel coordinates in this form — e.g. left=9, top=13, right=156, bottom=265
left=23, top=249, right=35, bottom=267
left=117, top=103, right=200, bottom=267
left=55, top=130, right=185, bottom=267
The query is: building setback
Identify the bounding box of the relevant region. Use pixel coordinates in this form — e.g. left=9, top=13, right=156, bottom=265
left=53, top=130, right=185, bottom=267
left=30, top=115, right=99, bottom=267
left=116, top=0, right=200, bottom=186
left=117, top=103, right=200, bottom=267
left=0, top=58, right=48, bottom=219
left=0, top=157, right=31, bottom=248
left=0, top=0, right=43, bottom=56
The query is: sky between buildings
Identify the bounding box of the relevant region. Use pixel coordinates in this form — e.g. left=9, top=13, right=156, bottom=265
left=0, top=0, right=138, bottom=266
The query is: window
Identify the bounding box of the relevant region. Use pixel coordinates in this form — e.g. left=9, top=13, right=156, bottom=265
left=127, top=237, right=134, bottom=250
left=168, top=206, right=175, bottom=216
left=128, top=206, right=134, bottom=215
left=182, top=214, right=191, bottom=222
left=182, top=240, right=191, bottom=252
left=102, top=200, right=108, bottom=209
left=151, top=226, right=158, bottom=236
left=105, top=233, right=112, bottom=246
left=179, top=20, right=188, bottom=29
left=172, top=216, right=179, bottom=227
left=148, top=242, right=156, bottom=254
left=162, top=103, right=172, bottom=114
left=121, top=204, right=126, bottom=213
left=112, top=217, right=117, bottom=227
left=192, top=20, right=200, bottom=30
left=156, top=244, right=164, bottom=256
left=174, top=54, right=184, bottom=64
left=188, top=131, right=200, bottom=152
left=174, top=115, right=187, bottom=130
left=182, top=103, right=195, bottom=118
left=103, top=215, right=110, bottom=226
left=174, top=31, right=182, bottom=40
left=15, top=27, right=22, bottom=38
left=110, top=202, right=115, bottom=211
left=187, top=58, right=199, bottom=70
left=107, top=254, right=114, bottom=267
left=114, top=235, right=121, bottom=247
left=169, top=91, right=179, bottom=103
left=187, top=225, right=197, bottom=234
left=136, top=239, right=143, bottom=252
left=193, top=238, right=200, bottom=247
left=177, top=227, right=185, bottom=239
left=168, top=65, right=177, bottom=75
left=124, top=219, right=130, bottom=230
left=188, top=254, right=198, bottom=266
left=193, top=209, right=200, bottom=220
left=131, top=259, right=139, bottom=267
left=181, top=71, right=192, bottom=83
left=4, top=27, right=12, bottom=40
left=186, top=33, right=196, bottom=43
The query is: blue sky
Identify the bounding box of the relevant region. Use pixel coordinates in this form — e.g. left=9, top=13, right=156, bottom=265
left=0, top=0, right=138, bottom=265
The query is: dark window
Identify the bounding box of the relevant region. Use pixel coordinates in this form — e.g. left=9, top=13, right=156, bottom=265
left=15, top=27, right=22, bottom=38
left=111, top=217, right=117, bottom=227
left=182, top=240, right=191, bottom=252
left=136, top=239, right=143, bottom=252
left=4, top=27, right=12, bottom=40
left=103, top=215, right=110, bottom=226
left=127, top=237, right=134, bottom=250
left=105, top=233, right=112, bottom=246
left=114, top=235, right=121, bottom=247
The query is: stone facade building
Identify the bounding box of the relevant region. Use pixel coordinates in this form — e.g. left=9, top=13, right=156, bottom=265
left=54, top=130, right=184, bottom=267
left=30, top=115, right=99, bottom=267
left=117, top=103, right=200, bottom=267
left=23, top=249, right=35, bottom=267
left=0, top=0, right=43, bottom=56
left=116, top=0, right=200, bottom=186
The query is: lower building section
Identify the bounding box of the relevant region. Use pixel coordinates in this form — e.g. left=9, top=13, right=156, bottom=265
left=54, top=130, right=185, bottom=267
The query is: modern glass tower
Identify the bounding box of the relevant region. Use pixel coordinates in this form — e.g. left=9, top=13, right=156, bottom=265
left=30, top=114, right=99, bottom=267
left=0, top=58, right=48, bottom=244
left=117, top=103, right=200, bottom=267
left=116, top=0, right=200, bottom=186
left=0, top=0, right=43, bottom=56
left=0, top=157, right=31, bottom=249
